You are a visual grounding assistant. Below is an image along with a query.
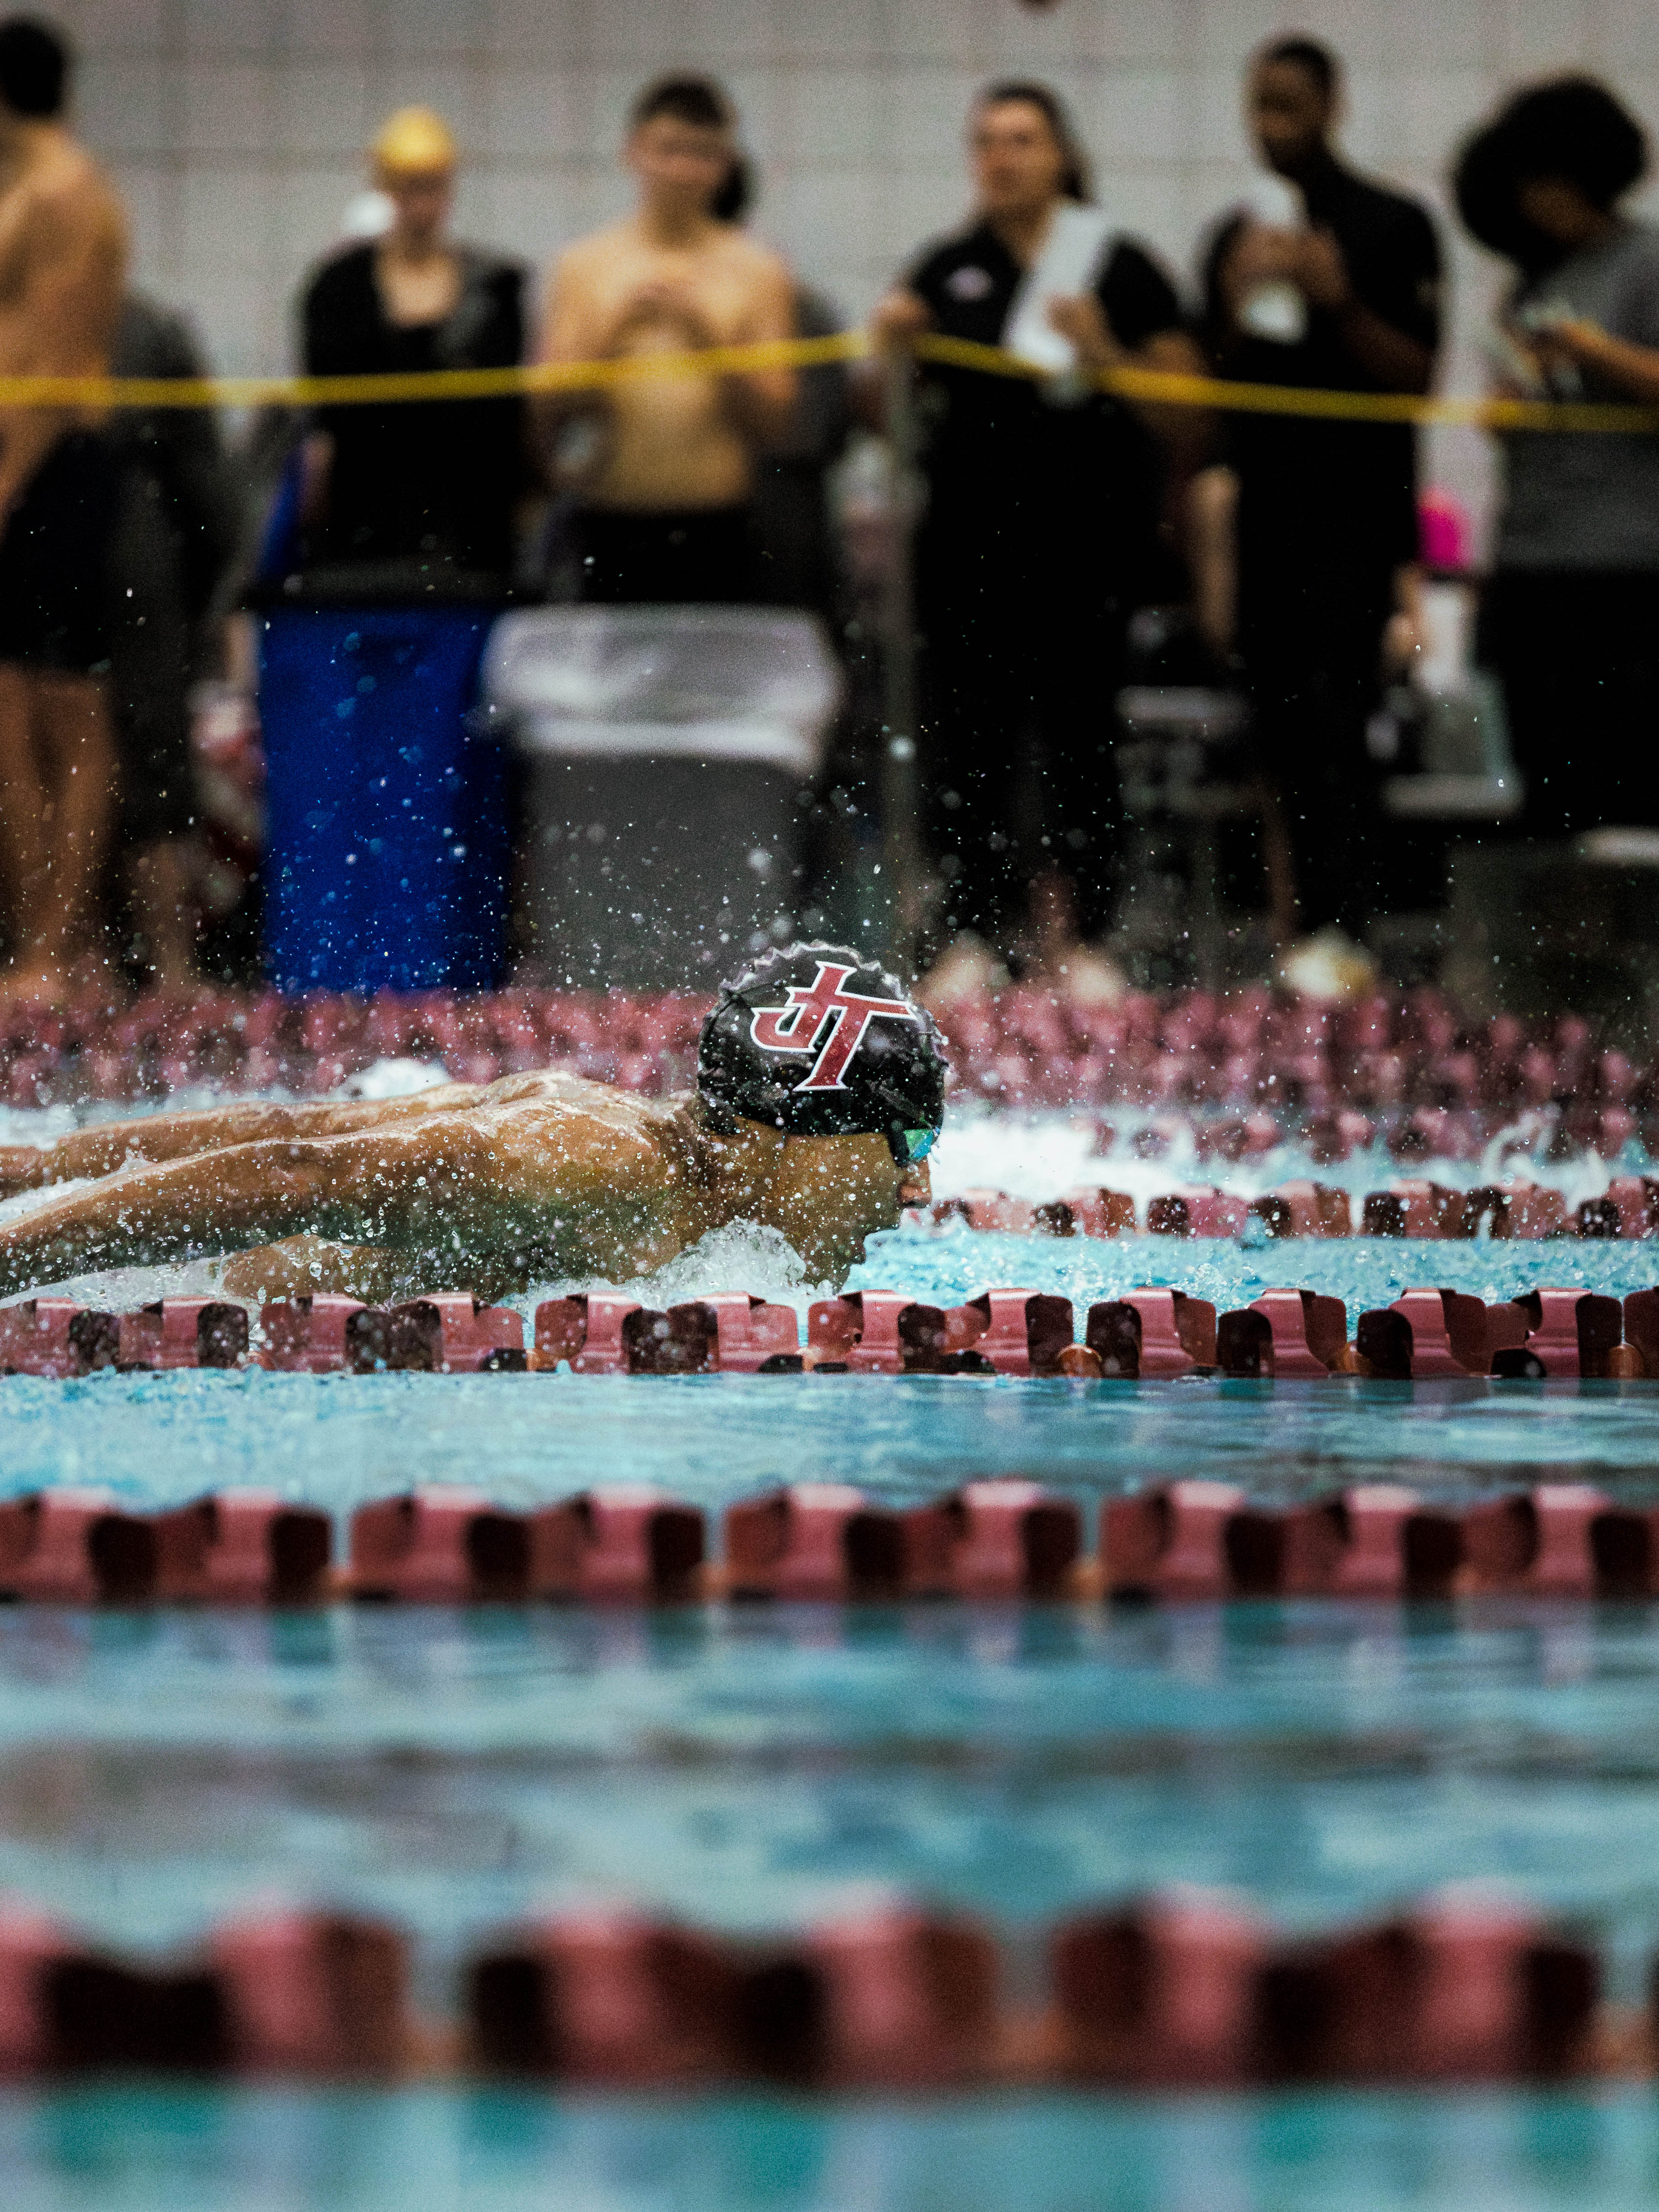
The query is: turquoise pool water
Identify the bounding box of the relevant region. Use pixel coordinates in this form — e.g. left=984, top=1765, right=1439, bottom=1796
left=6, top=1222, right=1659, bottom=2208
left=6, top=1595, right=1659, bottom=1990
left=0, top=1369, right=1657, bottom=1517
left=7, top=2083, right=1659, bottom=2212
left=852, top=1222, right=1659, bottom=1315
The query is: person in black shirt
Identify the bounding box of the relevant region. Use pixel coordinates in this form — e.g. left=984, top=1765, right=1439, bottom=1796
left=872, top=81, right=1199, bottom=991
left=299, top=107, right=527, bottom=592
left=1200, top=37, right=1441, bottom=945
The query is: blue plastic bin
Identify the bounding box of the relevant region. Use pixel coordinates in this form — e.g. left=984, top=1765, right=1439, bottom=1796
left=259, top=606, right=509, bottom=994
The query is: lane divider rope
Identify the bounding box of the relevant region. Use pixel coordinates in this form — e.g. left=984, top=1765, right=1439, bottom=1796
left=0, top=1474, right=1655, bottom=1607
left=0, top=1884, right=1623, bottom=2085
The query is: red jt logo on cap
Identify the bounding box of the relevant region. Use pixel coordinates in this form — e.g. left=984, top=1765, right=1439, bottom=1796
left=750, top=962, right=918, bottom=1091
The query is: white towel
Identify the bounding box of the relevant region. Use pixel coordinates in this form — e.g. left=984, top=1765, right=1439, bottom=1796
left=1001, top=202, right=1119, bottom=375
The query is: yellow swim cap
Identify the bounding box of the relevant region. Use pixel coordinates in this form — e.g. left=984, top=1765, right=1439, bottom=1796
left=372, top=106, right=457, bottom=178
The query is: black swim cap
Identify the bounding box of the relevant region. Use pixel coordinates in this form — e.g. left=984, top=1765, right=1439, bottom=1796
left=698, top=942, right=948, bottom=1164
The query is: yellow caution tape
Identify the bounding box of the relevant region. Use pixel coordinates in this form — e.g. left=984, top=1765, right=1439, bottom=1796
left=1, top=325, right=1655, bottom=433
left=912, top=331, right=1659, bottom=435
left=0, top=332, right=858, bottom=413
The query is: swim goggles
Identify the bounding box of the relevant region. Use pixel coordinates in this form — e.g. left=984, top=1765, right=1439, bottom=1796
left=888, top=1123, right=940, bottom=1167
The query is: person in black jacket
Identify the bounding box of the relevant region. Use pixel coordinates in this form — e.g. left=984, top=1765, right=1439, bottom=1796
left=106, top=293, right=240, bottom=986
left=298, top=107, right=527, bottom=591
left=871, top=80, right=1200, bottom=989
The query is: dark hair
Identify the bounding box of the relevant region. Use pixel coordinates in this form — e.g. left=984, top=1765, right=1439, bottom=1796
left=0, top=16, right=68, bottom=118
left=1453, top=75, right=1646, bottom=265
left=713, top=152, right=752, bottom=224
left=630, top=72, right=733, bottom=135
left=1256, top=34, right=1339, bottom=101
left=629, top=73, right=752, bottom=222
left=975, top=78, right=1092, bottom=202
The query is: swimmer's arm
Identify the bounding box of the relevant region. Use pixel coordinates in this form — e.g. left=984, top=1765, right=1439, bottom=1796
left=0, top=1119, right=497, bottom=1296
left=0, top=1085, right=486, bottom=1196
left=221, top=1237, right=438, bottom=1307
left=0, top=1103, right=706, bottom=1296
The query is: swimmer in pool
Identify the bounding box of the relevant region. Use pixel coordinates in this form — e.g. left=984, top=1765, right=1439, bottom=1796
left=0, top=946, right=946, bottom=1302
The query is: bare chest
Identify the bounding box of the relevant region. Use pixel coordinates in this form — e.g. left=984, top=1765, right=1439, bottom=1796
left=597, top=247, right=755, bottom=344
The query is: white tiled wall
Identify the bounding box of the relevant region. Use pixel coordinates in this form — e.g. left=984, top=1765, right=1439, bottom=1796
left=62, top=0, right=1659, bottom=547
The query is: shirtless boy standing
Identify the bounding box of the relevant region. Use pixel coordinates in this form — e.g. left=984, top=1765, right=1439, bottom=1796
left=0, top=945, right=946, bottom=1298
left=536, top=74, right=796, bottom=604
left=0, top=19, right=127, bottom=998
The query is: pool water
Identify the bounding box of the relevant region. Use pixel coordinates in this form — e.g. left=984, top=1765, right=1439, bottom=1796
left=1, top=1368, right=1658, bottom=1516
left=8, top=1596, right=1659, bottom=1988
left=6, top=1197, right=1659, bottom=2207
left=7, top=2082, right=1659, bottom=2212
left=9, top=1601, right=1659, bottom=2203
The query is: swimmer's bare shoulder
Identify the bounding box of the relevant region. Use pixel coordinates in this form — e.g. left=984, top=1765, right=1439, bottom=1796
left=224, top=1078, right=709, bottom=1304
left=473, top=1074, right=712, bottom=1232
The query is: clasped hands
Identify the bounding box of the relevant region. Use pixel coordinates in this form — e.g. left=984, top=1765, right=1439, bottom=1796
left=1225, top=220, right=1354, bottom=315
left=609, top=278, right=722, bottom=352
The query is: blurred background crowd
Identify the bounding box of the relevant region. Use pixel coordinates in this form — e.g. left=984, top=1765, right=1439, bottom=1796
left=2, top=3, right=1659, bottom=1024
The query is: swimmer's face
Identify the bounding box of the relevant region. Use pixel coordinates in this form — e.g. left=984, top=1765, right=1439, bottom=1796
left=628, top=113, right=734, bottom=216
left=1247, top=59, right=1335, bottom=177
left=379, top=167, right=454, bottom=249
left=970, top=98, right=1069, bottom=223
left=766, top=1132, right=920, bottom=1282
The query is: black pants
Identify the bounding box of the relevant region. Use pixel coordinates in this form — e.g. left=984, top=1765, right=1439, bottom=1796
left=0, top=431, right=120, bottom=674
left=1239, top=559, right=1395, bottom=938
left=576, top=505, right=758, bottom=605
left=1480, top=569, right=1659, bottom=838
left=916, top=535, right=1123, bottom=944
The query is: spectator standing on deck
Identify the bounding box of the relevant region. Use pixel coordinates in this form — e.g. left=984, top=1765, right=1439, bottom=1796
left=0, top=17, right=126, bottom=999
left=299, top=108, right=527, bottom=591
left=107, top=294, right=240, bottom=988
left=1454, top=78, right=1659, bottom=841
left=871, top=81, right=1199, bottom=998
left=1198, top=36, right=1440, bottom=950
left=535, top=75, right=797, bottom=605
